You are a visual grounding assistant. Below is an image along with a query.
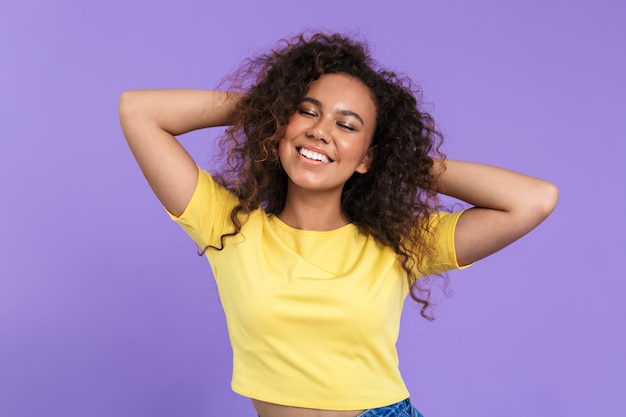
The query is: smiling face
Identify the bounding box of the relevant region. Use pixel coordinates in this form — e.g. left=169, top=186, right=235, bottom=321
left=278, top=73, right=377, bottom=196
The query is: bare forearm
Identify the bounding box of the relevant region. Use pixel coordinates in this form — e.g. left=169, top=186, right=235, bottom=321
left=119, top=89, right=242, bottom=136
left=434, top=159, right=558, bottom=214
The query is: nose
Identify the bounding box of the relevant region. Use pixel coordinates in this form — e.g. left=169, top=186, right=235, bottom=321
left=306, top=118, right=330, bottom=143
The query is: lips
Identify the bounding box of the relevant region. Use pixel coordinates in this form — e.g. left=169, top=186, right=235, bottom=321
left=297, top=147, right=332, bottom=163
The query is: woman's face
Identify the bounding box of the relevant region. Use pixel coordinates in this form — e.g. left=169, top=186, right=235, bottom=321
left=279, top=73, right=376, bottom=195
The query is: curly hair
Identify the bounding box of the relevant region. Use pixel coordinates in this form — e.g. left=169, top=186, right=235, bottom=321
left=208, top=32, right=447, bottom=319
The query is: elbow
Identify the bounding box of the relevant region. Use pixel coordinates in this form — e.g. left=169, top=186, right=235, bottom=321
left=540, top=181, right=559, bottom=214
left=118, top=91, right=148, bottom=142
left=118, top=90, right=140, bottom=122
left=530, top=180, right=559, bottom=222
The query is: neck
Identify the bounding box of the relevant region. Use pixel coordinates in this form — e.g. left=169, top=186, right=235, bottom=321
left=278, top=186, right=348, bottom=231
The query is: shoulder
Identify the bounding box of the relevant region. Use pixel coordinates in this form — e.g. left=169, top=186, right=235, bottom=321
left=420, top=210, right=472, bottom=276
left=168, top=167, right=239, bottom=249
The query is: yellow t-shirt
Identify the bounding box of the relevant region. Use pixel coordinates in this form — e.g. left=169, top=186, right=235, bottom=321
left=170, top=167, right=466, bottom=410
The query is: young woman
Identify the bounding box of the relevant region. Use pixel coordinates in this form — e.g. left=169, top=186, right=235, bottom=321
left=119, top=33, right=558, bottom=417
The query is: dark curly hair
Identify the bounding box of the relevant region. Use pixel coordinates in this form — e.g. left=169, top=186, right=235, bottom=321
left=207, top=32, right=447, bottom=319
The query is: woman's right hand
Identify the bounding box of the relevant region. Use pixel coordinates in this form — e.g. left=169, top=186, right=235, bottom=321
left=118, top=90, right=241, bottom=216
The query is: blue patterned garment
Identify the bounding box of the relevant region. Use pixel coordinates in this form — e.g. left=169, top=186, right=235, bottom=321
left=256, top=398, right=424, bottom=417
left=355, top=398, right=424, bottom=417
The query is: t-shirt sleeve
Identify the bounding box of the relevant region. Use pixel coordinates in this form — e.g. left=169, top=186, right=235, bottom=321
left=420, top=210, right=472, bottom=276
left=167, top=167, right=239, bottom=250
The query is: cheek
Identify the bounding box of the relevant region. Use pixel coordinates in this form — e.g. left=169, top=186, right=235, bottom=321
left=338, top=138, right=370, bottom=160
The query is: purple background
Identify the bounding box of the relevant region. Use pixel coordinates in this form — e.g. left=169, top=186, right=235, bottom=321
left=1, top=1, right=625, bottom=416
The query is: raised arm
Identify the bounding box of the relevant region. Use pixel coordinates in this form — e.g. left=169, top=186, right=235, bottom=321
left=433, top=159, right=558, bottom=266
left=118, top=90, right=241, bottom=216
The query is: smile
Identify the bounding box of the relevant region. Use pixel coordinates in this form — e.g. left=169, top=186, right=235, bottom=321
left=297, top=147, right=332, bottom=163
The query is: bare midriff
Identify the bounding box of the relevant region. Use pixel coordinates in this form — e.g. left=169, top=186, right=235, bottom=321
left=252, top=399, right=365, bottom=417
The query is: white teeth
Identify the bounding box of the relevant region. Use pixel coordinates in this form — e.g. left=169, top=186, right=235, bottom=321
left=298, top=148, right=331, bottom=163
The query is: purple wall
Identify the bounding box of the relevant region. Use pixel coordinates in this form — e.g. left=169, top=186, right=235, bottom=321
left=1, top=1, right=624, bottom=416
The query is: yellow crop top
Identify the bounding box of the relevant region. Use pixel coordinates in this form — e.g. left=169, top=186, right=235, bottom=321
left=169, top=167, right=467, bottom=410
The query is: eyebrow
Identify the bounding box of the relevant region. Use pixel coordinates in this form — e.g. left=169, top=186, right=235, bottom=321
left=301, top=97, right=365, bottom=126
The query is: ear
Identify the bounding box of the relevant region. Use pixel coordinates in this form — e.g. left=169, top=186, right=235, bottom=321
left=355, top=146, right=376, bottom=174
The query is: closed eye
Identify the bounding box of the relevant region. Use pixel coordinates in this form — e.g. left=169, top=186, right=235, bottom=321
left=337, top=123, right=355, bottom=131
left=297, top=108, right=317, bottom=117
